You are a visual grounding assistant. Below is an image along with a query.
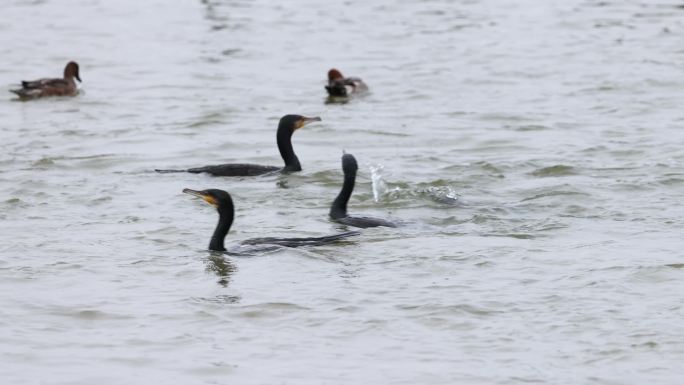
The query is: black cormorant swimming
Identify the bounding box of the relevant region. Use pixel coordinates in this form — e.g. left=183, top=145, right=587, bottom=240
left=329, top=153, right=397, bottom=228
left=156, top=115, right=321, bottom=176
left=184, top=188, right=359, bottom=252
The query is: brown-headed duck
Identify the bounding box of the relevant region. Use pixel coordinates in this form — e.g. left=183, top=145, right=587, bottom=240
left=325, top=68, right=368, bottom=98
left=10, top=61, right=81, bottom=100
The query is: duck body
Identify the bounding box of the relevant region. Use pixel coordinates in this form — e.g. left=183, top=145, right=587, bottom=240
left=183, top=188, right=359, bottom=252
left=330, top=153, right=397, bottom=229
left=156, top=115, right=319, bottom=177
left=10, top=61, right=81, bottom=100
left=325, top=68, right=368, bottom=98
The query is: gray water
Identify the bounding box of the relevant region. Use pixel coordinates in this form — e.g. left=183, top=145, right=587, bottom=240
left=1, top=0, right=684, bottom=384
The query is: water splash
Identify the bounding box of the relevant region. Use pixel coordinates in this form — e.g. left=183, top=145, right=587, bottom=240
left=425, top=186, right=462, bottom=206
left=369, top=164, right=388, bottom=202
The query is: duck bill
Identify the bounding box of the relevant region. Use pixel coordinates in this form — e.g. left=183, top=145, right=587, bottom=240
left=76, top=75, right=82, bottom=83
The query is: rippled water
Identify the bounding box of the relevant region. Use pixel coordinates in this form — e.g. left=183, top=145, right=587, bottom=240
left=1, top=0, right=684, bottom=384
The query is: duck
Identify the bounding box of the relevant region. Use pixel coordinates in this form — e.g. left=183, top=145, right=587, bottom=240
left=10, top=61, right=81, bottom=100
left=325, top=68, right=368, bottom=98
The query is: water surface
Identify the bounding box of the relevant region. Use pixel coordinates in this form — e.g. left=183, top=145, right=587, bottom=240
left=1, top=0, right=683, bottom=384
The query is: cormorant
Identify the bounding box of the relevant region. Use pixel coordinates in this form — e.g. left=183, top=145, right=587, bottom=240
left=10, top=61, right=81, bottom=100
left=325, top=68, right=368, bottom=98
left=156, top=115, right=321, bottom=176
left=330, top=153, right=397, bottom=228
left=184, top=188, right=359, bottom=252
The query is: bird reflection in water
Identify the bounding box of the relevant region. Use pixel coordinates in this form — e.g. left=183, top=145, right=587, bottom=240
left=204, top=252, right=237, bottom=288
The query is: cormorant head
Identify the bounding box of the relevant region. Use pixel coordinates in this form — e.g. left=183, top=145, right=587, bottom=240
left=64, top=61, right=81, bottom=82
left=183, top=188, right=233, bottom=213
left=328, top=68, right=344, bottom=82
left=341, top=153, right=358, bottom=176
left=278, top=115, right=322, bottom=134
left=184, top=188, right=234, bottom=252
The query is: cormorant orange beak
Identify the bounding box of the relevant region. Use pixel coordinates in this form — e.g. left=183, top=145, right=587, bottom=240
left=183, top=188, right=218, bottom=208
left=295, top=116, right=322, bottom=130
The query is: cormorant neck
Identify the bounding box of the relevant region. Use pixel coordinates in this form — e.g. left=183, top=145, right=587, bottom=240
left=209, top=206, right=233, bottom=252
left=330, top=171, right=356, bottom=219
left=277, top=125, right=301, bottom=172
